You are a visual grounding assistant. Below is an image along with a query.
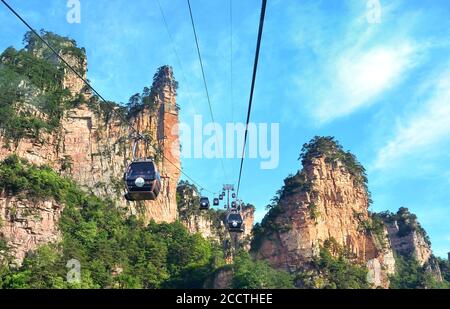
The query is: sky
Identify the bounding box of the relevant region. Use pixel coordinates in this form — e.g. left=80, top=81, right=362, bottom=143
left=1, top=0, right=450, bottom=257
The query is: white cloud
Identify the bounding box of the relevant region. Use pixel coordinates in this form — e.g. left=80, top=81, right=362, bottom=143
left=314, top=43, right=415, bottom=122
left=286, top=0, right=421, bottom=125
left=373, top=66, right=450, bottom=170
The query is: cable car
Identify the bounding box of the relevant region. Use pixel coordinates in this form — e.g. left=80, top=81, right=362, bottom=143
left=231, top=201, right=237, bottom=208
left=226, top=212, right=244, bottom=233
left=219, top=194, right=224, bottom=200
left=213, top=198, right=220, bottom=206
left=232, top=193, right=236, bottom=199
left=200, top=197, right=210, bottom=210
left=124, top=159, right=161, bottom=201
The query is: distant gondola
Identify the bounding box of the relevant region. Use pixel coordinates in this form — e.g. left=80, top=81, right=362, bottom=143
left=200, top=197, right=210, bottom=210
left=213, top=198, right=220, bottom=206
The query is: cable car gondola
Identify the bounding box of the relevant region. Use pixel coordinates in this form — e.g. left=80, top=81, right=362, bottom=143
left=226, top=211, right=244, bottom=233
left=213, top=198, right=220, bottom=206
left=124, top=160, right=161, bottom=201
left=124, top=135, right=161, bottom=201
left=232, top=193, right=236, bottom=199
left=231, top=201, right=237, bottom=208
left=219, top=194, right=224, bottom=200
left=200, top=197, right=210, bottom=210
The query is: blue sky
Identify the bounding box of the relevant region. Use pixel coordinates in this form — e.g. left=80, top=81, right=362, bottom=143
left=1, top=0, right=450, bottom=257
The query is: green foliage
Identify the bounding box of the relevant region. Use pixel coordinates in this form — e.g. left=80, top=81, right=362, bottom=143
left=251, top=184, right=298, bottom=252
left=354, top=212, right=387, bottom=250
left=0, top=37, right=77, bottom=141
left=251, top=190, right=290, bottom=252
left=23, top=30, right=86, bottom=75
left=300, top=136, right=369, bottom=192
left=59, top=155, right=73, bottom=173
left=390, top=255, right=427, bottom=289
left=297, top=240, right=370, bottom=289
left=231, top=251, right=294, bottom=289
left=0, top=155, right=76, bottom=201
left=389, top=254, right=450, bottom=289
left=0, top=65, right=53, bottom=141
left=308, top=203, right=320, bottom=220
left=437, top=257, right=450, bottom=283
left=126, top=66, right=179, bottom=118
left=380, top=207, right=431, bottom=246
left=282, top=171, right=312, bottom=198
left=0, top=157, right=223, bottom=289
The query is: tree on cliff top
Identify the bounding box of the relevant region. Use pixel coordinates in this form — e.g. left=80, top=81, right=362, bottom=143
left=299, top=136, right=369, bottom=191
left=23, top=30, right=86, bottom=69
left=0, top=31, right=87, bottom=142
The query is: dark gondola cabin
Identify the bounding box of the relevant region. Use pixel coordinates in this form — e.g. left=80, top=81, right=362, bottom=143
left=231, top=201, right=237, bottom=208
left=227, top=212, right=244, bottom=233
left=200, top=197, right=210, bottom=210
left=213, top=198, right=220, bottom=206
left=124, top=160, right=161, bottom=201
left=219, top=194, right=224, bottom=200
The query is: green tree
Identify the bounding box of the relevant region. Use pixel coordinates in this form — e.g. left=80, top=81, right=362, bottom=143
left=231, top=251, right=294, bottom=289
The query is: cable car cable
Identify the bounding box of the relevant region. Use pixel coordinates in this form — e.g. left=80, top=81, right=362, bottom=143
left=1, top=0, right=216, bottom=195
left=186, top=0, right=229, bottom=183
left=230, top=0, right=235, bottom=178
left=155, top=0, right=198, bottom=113
left=236, top=0, right=267, bottom=197
left=230, top=0, right=234, bottom=124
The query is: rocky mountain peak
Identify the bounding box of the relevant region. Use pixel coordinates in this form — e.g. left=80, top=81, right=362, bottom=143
left=0, top=33, right=181, bottom=264
left=252, top=136, right=395, bottom=288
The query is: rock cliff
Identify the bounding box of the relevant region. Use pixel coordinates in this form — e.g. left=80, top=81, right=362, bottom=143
left=0, top=49, right=180, bottom=224
left=0, top=195, right=62, bottom=264
left=0, top=33, right=180, bottom=264
left=252, top=137, right=395, bottom=288
left=381, top=208, right=443, bottom=282
left=382, top=208, right=432, bottom=265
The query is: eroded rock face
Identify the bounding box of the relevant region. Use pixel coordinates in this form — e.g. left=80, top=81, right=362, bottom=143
left=0, top=49, right=181, bottom=263
left=254, top=157, right=395, bottom=288
left=183, top=213, right=227, bottom=240
left=0, top=66, right=180, bottom=224
left=0, top=194, right=62, bottom=265
left=385, top=220, right=432, bottom=266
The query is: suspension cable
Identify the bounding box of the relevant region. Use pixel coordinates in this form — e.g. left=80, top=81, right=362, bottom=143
left=236, top=0, right=267, bottom=196
left=155, top=0, right=198, bottom=113
left=0, top=0, right=215, bottom=194
left=230, top=0, right=234, bottom=123
left=186, top=0, right=229, bottom=183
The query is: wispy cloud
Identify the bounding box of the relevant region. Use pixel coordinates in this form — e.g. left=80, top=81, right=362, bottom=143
left=373, top=64, right=450, bottom=170
left=286, top=0, right=421, bottom=125
left=314, top=43, right=416, bottom=123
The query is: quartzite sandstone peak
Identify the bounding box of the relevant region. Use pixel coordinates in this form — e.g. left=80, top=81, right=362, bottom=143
left=0, top=37, right=181, bottom=263
left=253, top=137, right=396, bottom=288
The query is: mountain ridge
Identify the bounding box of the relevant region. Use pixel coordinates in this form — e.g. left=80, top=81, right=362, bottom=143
left=0, top=31, right=449, bottom=289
